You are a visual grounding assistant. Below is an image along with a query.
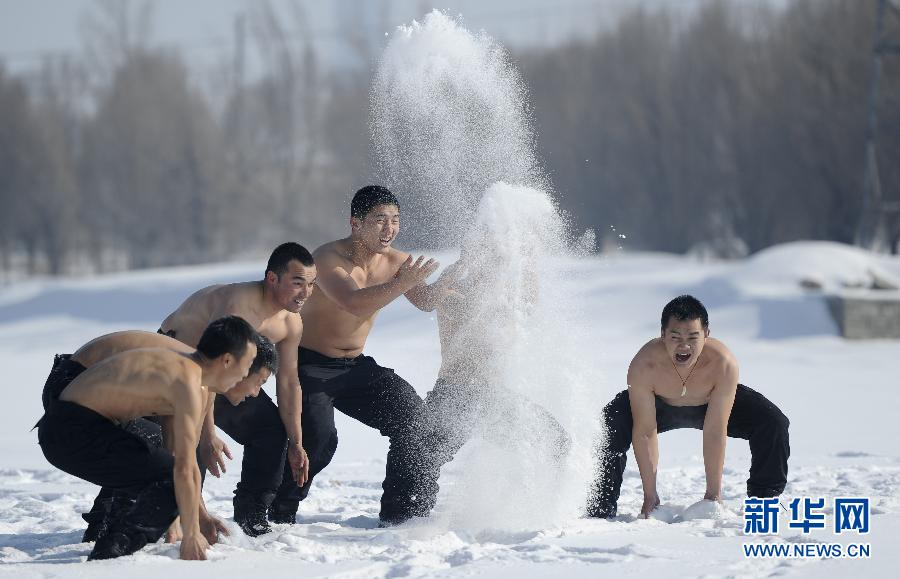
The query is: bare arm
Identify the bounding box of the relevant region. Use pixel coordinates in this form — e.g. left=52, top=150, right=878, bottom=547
left=276, top=318, right=309, bottom=486
left=628, top=362, right=660, bottom=517
left=197, top=390, right=232, bottom=478
left=318, top=253, right=438, bottom=318
left=171, top=380, right=209, bottom=560
left=701, top=360, right=738, bottom=501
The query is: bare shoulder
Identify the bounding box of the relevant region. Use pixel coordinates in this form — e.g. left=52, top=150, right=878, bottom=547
left=632, top=338, right=663, bottom=370
left=185, top=283, right=226, bottom=303
left=314, top=240, right=350, bottom=266
left=388, top=247, right=411, bottom=265
left=627, top=339, right=661, bottom=387
left=167, top=353, right=205, bottom=401
left=220, top=281, right=259, bottom=302
left=282, top=310, right=303, bottom=341
left=705, top=338, right=739, bottom=374
left=167, top=350, right=202, bottom=380
left=214, top=281, right=262, bottom=316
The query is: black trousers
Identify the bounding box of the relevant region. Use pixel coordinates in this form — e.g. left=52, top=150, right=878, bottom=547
left=37, top=353, right=168, bottom=524
left=213, top=389, right=288, bottom=502
left=416, top=379, right=571, bottom=515
left=40, top=354, right=86, bottom=412
left=273, top=347, right=427, bottom=523
left=38, top=401, right=178, bottom=552
left=588, top=384, right=790, bottom=517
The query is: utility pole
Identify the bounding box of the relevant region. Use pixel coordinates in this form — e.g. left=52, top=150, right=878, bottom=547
left=857, top=0, right=900, bottom=253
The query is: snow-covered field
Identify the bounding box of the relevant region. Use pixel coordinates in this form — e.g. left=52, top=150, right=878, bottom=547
left=1, top=241, right=899, bottom=578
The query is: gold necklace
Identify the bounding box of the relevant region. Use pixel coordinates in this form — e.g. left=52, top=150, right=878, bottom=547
left=671, top=353, right=701, bottom=397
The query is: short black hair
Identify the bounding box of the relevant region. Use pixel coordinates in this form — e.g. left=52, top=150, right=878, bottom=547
left=350, top=185, right=400, bottom=219
left=249, top=334, right=278, bottom=376
left=196, top=316, right=258, bottom=360
left=265, top=242, right=314, bottom=278
left=661, top=295, right=709, bottom=330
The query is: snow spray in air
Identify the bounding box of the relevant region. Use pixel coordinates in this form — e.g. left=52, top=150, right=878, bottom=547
left=371, top=10, right=547, bottom=248
left=372, top=11, right=603, bottom=532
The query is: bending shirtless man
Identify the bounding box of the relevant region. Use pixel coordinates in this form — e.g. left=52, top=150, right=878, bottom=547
left=67, top=331, right=278, bottom=542
left=588, top=295, right=790, bottom=519
left=268, top=185, right=441, bottom=526
left=159, top=242, right=316, bottom=536
left=38, top=316, right=258, bottom=560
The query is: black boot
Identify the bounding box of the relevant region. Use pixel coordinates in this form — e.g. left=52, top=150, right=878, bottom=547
left=585, top=501, right=617, bottom=519
left=81, top=499, right=112, bottom=543
left=268, top=498, right=299, bottom=525
left=88, top=530, right=148, bottom=560
left=82, top=493, right=136, bottom=543
left=233, top=491, right=274, bottom=537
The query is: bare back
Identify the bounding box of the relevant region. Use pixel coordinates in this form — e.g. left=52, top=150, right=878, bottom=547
left=301, top=239, right=409, bottom=358
left=630, top=338, right=736, bottom=407
left=72, top=331, right=193, bottom=368
left=435, top=282, right=499, bottom=384
left=160, top=282, right=297, bottom=347
left=59, top=348, right=206, bottom=427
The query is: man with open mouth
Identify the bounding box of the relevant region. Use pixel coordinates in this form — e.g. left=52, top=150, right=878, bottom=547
left=587, top=294, right=790, bottom=519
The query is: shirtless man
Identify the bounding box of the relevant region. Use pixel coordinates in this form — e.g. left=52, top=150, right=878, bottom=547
left=37, top=329, right=195, bottom=541
left=37, top=316, right=258, bottom=560
left=268, top=185, right=440, bottom=526
left=587, top=295, right=790, bottom=519
left=72, top=332, right=278, bottom=542
left=413, top=240, right=571, bottom=517
left=159, top=242, right=316, bottom=536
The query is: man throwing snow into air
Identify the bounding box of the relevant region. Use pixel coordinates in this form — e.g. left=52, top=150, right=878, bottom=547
left=588, top=295, right=790, bottom=519
left=269, top=185, right=441, bottom=527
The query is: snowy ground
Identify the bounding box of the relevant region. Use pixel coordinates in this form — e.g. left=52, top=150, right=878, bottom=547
left=1, top=241, right=898, bottom=577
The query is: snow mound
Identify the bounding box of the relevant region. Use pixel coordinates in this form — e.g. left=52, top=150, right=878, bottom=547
left=733, top=241, right=900, bottom=297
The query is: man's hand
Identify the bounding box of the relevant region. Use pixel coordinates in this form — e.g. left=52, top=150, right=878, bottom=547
left=201, top=435, right=233, bottom=478
left=179, top=533, right=210, bottom=561
left=199, top=513, right=230, bottom=545
left=395, top=255, right=439, bottom=289
left=640, top=493, right=661, bottom=519
left=288, top=442, right=309, bottom=486
left=165, top=517, right=182, bottom=543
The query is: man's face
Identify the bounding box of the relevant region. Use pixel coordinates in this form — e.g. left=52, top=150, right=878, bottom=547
left=661, top=317, right=709, bottom=367
left=351, top=204, right=400, bottom=254
left=222, top=368, right=271, bottom=406
left=218, top=341, right=257, bottom=393
left=267, top=260, right=317, bottom=313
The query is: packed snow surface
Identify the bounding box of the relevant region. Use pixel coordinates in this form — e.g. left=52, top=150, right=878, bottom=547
left=1, top=241, right=899, bottom=577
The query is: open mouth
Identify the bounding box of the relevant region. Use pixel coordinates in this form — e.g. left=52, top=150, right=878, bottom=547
left=379, top=237, right=393, bottom=246
left=293, top=298, right=305, bottom=308
left=674, top=352, right=692, bottom=364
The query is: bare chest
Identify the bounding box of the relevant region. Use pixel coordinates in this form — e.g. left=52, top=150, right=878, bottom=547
left=650, top=366, right=717, bottom=405
left=348, top=262, right=395, bottom=289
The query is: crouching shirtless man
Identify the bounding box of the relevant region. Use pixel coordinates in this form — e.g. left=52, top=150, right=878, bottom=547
left=37, top=316, right=258, bottom=560
left=71, top=332, right=278, bottom=543
left=159, top=242, right=316, bottom=536
left=588, top=295, right=790, bottom=519
left=269, top=185, right=441, bottom=526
